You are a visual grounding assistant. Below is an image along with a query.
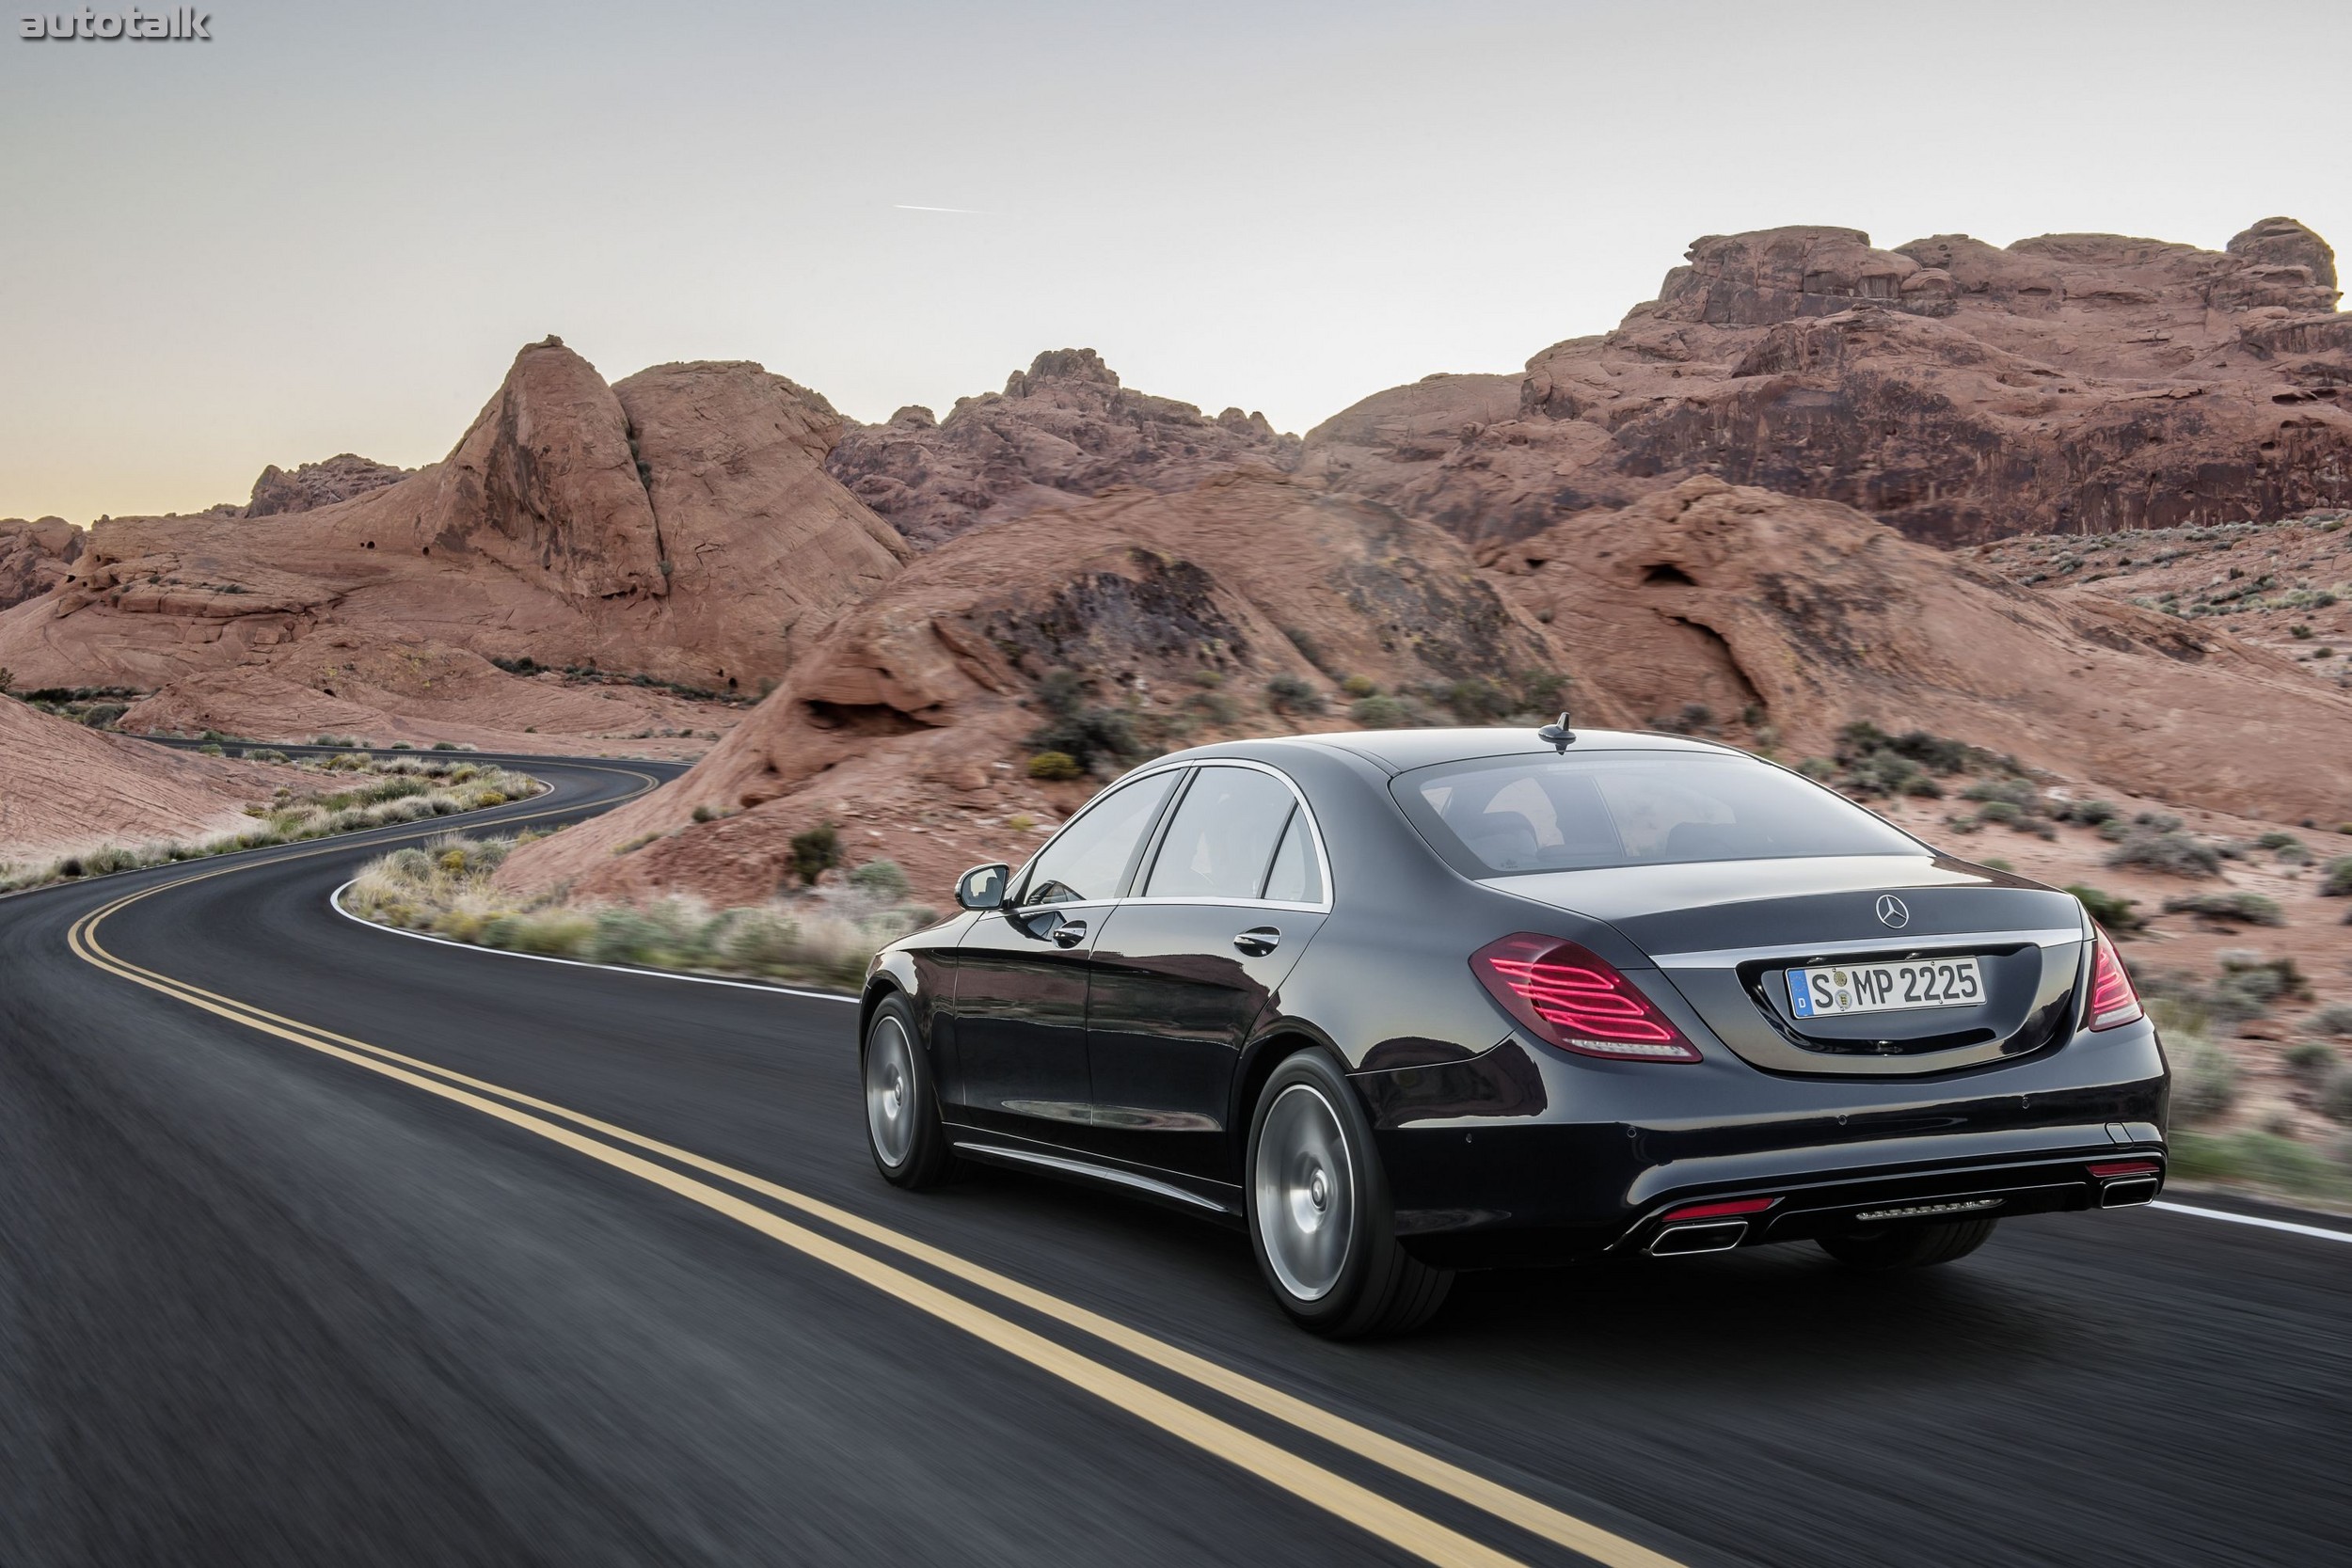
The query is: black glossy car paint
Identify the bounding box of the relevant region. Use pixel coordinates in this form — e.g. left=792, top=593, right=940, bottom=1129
left=863, top=729, right=2169, bottom=1267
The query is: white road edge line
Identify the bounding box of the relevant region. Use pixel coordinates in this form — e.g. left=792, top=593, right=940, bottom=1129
left=330, top=880, right=858, bottom=1006
left=2149, top=1200, right=2352, bottom=1244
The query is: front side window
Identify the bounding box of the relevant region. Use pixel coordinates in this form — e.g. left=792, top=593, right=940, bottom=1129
left=1395, top=752, right=1920, bottom=876
left=1020, top=769, right=1181, bottom=906
left=1144, top=766, right=1300, bottom=900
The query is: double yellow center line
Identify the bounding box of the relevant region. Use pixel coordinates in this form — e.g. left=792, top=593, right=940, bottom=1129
left=61, top=784, right=1686, bottom=1568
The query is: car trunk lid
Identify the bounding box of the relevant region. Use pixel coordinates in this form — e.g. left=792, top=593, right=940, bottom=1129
left=1497, top=856, right=2089, bottom=1076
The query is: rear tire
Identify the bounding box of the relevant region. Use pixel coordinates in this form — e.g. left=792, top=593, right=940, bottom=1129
left=1819, top=1215, right=1997, bottom=1271
left=1246, top=1050, right=1454, bottom=1338
left=863, top=994, right=953, bottom=1190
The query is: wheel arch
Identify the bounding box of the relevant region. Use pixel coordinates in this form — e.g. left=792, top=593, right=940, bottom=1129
left=1232, top=1017, right=1355, bottom=1157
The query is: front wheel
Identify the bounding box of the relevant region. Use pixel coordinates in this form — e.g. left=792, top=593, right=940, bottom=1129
left=1246, top=1051, right=1453, bottom=1338
left=1819, top=1215, right=1998, bottom=1271
left=863, top=994, right=953, bottom=1189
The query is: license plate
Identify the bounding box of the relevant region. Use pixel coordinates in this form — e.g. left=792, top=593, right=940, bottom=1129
left=1787, top=957, right=1982, bottom=1018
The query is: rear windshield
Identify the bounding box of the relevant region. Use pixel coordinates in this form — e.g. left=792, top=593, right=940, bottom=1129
left=1393, top=752, right=1920, bottom=876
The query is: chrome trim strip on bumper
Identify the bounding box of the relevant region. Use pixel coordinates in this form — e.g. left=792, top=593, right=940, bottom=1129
left=1851, top=1196, right=2007, bottom=1224
left=1649, top=927, right=2084, bottom=970
left=951, top=1141, right=1233, bottom=1212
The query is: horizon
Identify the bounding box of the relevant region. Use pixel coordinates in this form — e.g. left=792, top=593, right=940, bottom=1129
left=5, top=0, right=2347, bottom=524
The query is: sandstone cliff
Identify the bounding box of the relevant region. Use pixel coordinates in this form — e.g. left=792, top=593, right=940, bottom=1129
left=0, top=341, right=906, bottom=743
left=826, top=348, right=1300, bottom=546
left=1305, top=218, right=2351, bottom=546
left=499, top=468, right=1586, bottom=904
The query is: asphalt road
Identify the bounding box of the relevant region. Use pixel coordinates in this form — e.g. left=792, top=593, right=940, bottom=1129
left=3, top=752, right=2346, bottom=1567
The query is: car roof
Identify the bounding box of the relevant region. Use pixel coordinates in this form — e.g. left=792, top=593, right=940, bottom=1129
left=1162, top=727, right=1745, bottom=776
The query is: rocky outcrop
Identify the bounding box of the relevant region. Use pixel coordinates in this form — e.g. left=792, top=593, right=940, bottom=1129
left=1481, top=477, right=2352, bottom=824
left=0, top=516, right=83, bottom=611
left=0, top=697, right=301, bottom=863
left=826, top=348, right=1301, bottom=546
left=246, top=454, right=412, bottom=516
left=1304, top=218, right=2352, bottom=546
left=500, top=468, right=1587, bottom=904
left=0, top=341, right=906, bottom=731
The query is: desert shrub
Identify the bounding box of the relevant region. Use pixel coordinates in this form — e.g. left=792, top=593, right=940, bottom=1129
left=1962, top=779, right=2040, bottom=810
left=197, top=742, right=224, bottom=756
left=1975, top=800, right=2023, bottom=826
left=1351, top=694, right=1407, bottom=728
left=1025, top=671, right=1142, bottom=770
left=82, top=703, right=127, bottom=728
left=1648, top=702, right=1719, bottom=737
left=2323, top=1071, right=2352, bottom=1124
left=1027, top=751, right=1084, bottom=781
left=2321, top=857, right=2352, bottom=896
left=1797, top=756, right=1836, bottom=781
left=849, top=859, right=911, bottom=899
left=2106, top=830, right=2220, bottom=878
left=1440, top=677, right=1513, bottom=724
left=789, top=822, right=843, bottom=887
left=2164, top=1029, right=2240, bottom=1127
left=1264, top=673, right=1326, bottom=716
left=2283, top=1040, right=2340, bottom=1077
left=2171, top=1131, right=2343, bottom=1196
left=240, top=746, right=289, bottom=763
left=2161, top=891, right=2285, bottom=927
left=2308, top=1003, right=2352, bottom=1037
left=584, top=909, right=660, bottom=965
left=2053, top=798, right=2119, bottom=827
left=2255, top=831, right=2305, bottom=853
left=2066, top=884, right=2142, bottom=934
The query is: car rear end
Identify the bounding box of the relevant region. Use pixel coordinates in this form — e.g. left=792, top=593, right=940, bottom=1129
left=1340, top=734, right=2170, bottom=1268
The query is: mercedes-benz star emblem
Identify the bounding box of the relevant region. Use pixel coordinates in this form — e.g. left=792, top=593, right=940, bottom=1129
left=1875, top=895, right=1911, bottom=929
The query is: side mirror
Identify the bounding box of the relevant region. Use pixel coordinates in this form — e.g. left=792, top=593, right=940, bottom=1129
left=955, top=863, right=1010, bottom=911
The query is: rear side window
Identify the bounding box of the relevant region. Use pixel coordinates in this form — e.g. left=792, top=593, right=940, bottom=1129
left=1395, top=752, right=1919, bottom=876
left=1144, top=766, right=1298, bottom=900
left=1021, top=769, right=1181, bottom=905
left=1261, top=810, right=1324, bottom=904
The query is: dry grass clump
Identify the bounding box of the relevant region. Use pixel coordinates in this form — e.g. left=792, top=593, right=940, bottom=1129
left=0, top=757, right=544, bottom=895
left=346, top=834, right=938, bottom=989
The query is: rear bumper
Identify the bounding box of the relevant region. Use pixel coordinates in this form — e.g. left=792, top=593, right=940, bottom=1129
left=1387, top=1125, right=2167, bottom=1268
left=1364, top=1018, right=2169, bottom=1269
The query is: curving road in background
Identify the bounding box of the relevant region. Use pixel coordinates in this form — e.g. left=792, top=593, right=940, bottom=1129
left=3, top=751, right=2346, bottom=1567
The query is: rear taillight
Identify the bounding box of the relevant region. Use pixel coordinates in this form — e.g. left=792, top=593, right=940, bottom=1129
left=1470, top=934, right=1702, bottom=1062
left=2085, top=927, right=2143, bottom=1031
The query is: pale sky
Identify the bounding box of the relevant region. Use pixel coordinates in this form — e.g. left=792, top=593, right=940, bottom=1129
left=4, top=0, right=2347, bottom=523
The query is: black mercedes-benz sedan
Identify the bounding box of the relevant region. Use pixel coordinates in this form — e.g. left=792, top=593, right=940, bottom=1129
left=857, top=724, right=2169, bottom=1337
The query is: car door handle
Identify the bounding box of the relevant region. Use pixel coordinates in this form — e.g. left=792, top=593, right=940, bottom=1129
left=1232, top=927, right=1279, bottom=957
left=1051, top=918, right=1089, bottom=948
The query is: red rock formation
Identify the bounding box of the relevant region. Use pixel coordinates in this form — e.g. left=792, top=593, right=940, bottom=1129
left=0, top=697, right=302, bottom=863
left=825, top=348, right=1300, bottom=546
left=1305, top=218, right=2351, bottom=546
left=1481, top=477, right=2352, bottom=824
left=500, top=468, right=1584, bottom=904
left=0, top=516, right=83, bottom=611
left=246, top=453, right=412, bottom=516
left=0, top=341, right=906, bottom=736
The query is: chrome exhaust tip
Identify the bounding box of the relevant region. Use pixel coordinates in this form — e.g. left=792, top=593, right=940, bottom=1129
left=2099, top=1176, right=2159, bottom=1209
left=1647, top=1219, right=1748, bottom=1256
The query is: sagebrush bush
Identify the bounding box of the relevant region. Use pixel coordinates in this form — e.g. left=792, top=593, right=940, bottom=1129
left=1265, top=673, right=1325, bottom=716
left=2308, top=1003, right=2352, bottom=1037
left=2322, top=857, right=2352, bottom=897
left=2106, top=830, right=2221, bottom=878
left=2164, top=1027, right=2240, bottom=1127
left=2161, top=891, right=2286, bottom=927
left=2066, top=884, right=2143, bottom=934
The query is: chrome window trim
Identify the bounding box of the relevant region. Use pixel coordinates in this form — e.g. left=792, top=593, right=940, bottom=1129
left=1012, top=756, right=1335, bottom=915
left=1651, top=927, right=2086, bottom=971
left=1008, top=762, right=1192, bottom=911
